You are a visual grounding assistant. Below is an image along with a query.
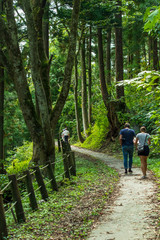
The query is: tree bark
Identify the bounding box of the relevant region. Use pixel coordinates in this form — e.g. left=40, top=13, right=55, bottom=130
left=97, top=28, right=120, bottom=137
left=115, top=0, right=125, bottom=110
left=148, top=36, right=153, bottom=67
left=43, top=1, right=50, bottom=58
left=128, top=54, right=133, bottom=79
left=0, top=8, right=42, bottom=146
left=22, top=1, right=54, bottom=155
left=51, top=0, right=81, bottom=128
left=0, top=64, right=5, bottom=174
left=22, top=0, right=55, bottom=163
left=152, top=36, right=159, bottom=85
left=106, top=28, right=111, bottom=86
left=74, top=55, right=85, bottom=143
left=148, top=35, right=159, bottom=85
left=81, top=37, right=89, bottom=137
left=31, top=0, right=52, bottom=114
left=134, top=44, right=141, bottom=74
left=0, top=0, right=53, bottom=164
left=88, top=26, right=92, bottom=125
left=127, top=28, right=133, bottom=79
left=0, top=0, right=81, bottom=165
left=98, top=28, right=109, bottom=104
left=153, top=36, right=159, bottom=71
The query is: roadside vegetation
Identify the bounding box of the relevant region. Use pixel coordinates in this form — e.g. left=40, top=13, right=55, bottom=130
left=6, top=154, right=119, bottom=240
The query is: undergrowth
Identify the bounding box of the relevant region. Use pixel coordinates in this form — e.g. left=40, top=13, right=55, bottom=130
left=75, top=104, right=109, bottom=150
left=6, top=155, right=119, bottom=240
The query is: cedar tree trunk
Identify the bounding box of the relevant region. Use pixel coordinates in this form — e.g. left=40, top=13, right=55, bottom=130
left=115, top=0, right=125, bottom=110
left=0, top=64, right=5, bottom=173
left=81, top=37, right=89, bottom=137
left=98, top=28, right=119, bottom=137
left=88, top=26, right=92, bottom=125
left=74, top=55, right=84, bottom=143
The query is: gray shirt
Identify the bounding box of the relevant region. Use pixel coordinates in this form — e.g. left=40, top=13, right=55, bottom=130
left=136, top=133, right=150, bottom=147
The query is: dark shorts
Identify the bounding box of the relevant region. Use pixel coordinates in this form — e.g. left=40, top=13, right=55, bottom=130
left=138, top=145, right=150, bottom=156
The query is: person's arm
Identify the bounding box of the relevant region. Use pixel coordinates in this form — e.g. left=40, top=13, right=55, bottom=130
left=119, top=134, right=122, bottom=146
left=148, top=137, right=151, bottom=145
left=133, top=131, right=136, bottom=144
left=135, top=137, right=138, bottom=150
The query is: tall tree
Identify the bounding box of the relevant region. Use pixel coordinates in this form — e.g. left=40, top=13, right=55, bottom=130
left=74, top=54, right=85, bottom=143
left=0, top=64, right=5, bottom=173
left=88, top=26, right=92, bottom=125
left=106, top=28, right=112, bottom=86
left=115, top=0, right=125, bottom=110
left=0, top=0, right=81, bottom=164
left=0, top=1, right=5, bottom=173
left=153, top=36, right=159, bottom=70
left=97, top=28, right=119, bottom=137
left=81, top=36, right=89, bottom=137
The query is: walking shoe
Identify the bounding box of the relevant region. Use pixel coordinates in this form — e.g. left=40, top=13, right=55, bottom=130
left=125, top=169, right=127, bottom=174
left=140, top=175, right=147, bottom=179
left=129, top=169, right=133, bottom=173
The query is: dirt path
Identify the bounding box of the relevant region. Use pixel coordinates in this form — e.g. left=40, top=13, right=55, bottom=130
left=71, top=146, right=159, bottom=240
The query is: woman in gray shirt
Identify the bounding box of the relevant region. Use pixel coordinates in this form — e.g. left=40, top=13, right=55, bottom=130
left=135, top=126, right=151, bottom=179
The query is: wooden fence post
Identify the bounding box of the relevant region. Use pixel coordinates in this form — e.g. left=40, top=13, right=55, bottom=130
left=61, top=140, right=66, bottom=154
left=69, top=151, right=76, bottom=176
left=67, top=152, right=72, bottom=174
left=46, top=161, right=58, bottom=191
left=33, top=166, right=48, bottom=201
left=64, top=142, right=76, bottom=176
left=58, top=138, right=61, bottom=152
left=24, top=170, right=38, bottom=210
left=0, top=192, right=8, bottom=240
left=8, top=175, right=26, bottom=223
left=63, top=154, right=70, bottom=179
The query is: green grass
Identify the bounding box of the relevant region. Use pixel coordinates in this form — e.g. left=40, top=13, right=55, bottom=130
left=6, top=155, right=119, bottom=240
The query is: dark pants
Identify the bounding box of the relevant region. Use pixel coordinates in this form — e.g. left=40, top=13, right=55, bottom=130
left=64, top=136, right=69, bottom=143
left=122, top=145, right=134, bottom=169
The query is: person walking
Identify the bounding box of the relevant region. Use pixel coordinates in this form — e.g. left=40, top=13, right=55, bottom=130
left=135, top=126, right=151, bottom=179
left=61, top=129, right=65, bottom=142
left=119, top=123, right=136, bottom=174
left=62, top=127, right=70, bottom=143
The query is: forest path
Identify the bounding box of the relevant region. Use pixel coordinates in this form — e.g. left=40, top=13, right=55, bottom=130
left=71, top=146, right=159, bottom=240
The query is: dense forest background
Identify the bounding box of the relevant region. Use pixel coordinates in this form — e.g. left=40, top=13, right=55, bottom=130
left=0, top=0, right=160, bottom=174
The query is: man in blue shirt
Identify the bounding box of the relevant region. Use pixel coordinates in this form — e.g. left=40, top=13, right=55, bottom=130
left=119, top=123, right=136, bottom=174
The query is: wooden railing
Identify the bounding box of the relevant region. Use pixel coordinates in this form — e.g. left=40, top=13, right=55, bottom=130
left=0, top=142, right=76, bottom=240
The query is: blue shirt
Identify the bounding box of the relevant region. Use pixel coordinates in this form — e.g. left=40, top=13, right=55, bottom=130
left=120, top=128, right=136, bottom=146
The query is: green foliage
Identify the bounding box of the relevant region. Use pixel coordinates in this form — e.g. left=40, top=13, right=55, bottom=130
left=80, top=0, right=114, bottom=24
left=81, top=104, right=109, bottom=149
left=144, top=6, right=160, bottom=34
left=117, top=70, right=160, bottom=155
left=4, top=87, right=30, bottom=150
left=6, top=142, right=33, bottom=175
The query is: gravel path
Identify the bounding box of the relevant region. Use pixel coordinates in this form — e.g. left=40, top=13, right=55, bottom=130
left=71, top=146, right=159, bottom=240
